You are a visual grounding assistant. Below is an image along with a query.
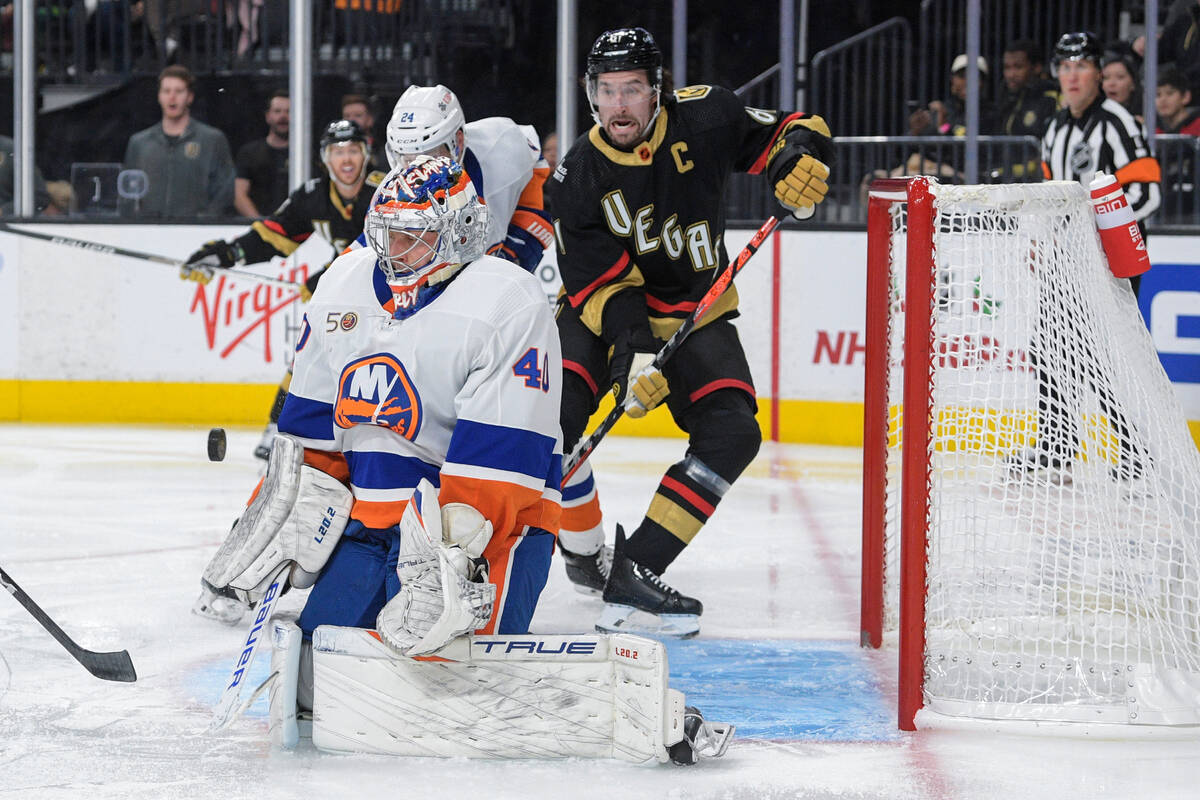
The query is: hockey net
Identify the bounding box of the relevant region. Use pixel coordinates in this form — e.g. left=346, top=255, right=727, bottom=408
left=861, top=177, right=1200, bottom=731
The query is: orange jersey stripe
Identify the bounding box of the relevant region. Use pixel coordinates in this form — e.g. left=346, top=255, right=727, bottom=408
left=439, top=474, right=554, bottom=538
left=1115, top=156, right=1162, bottom=186
left=1041, top=161, right=1052, bottom=180
left=304, top=448, right=350, bottom=483
left=516, top=165, right=550, bottom=210
left=561, top=494, right=603, bottom=533
left=351, top=497, right=408, bottom=528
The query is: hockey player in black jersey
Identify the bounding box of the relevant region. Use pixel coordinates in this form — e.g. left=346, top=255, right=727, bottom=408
left=183, top=119, right=387, bottom=461
left=553, top=27, right=834, bottom=637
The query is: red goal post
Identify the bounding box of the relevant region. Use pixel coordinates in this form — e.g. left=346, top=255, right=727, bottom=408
left=861, top=176, right=1200, bottom=733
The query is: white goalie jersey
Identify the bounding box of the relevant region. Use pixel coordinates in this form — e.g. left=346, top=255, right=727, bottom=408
left=278, top=246, right=563, bottom=536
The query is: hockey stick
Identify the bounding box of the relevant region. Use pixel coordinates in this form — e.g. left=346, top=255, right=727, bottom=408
left=209, top=563, right=289, bottom=730
left=0, top=222, right=305, bottom=292
left=0, top=565, right=137, bottom=682
left=562, top=214, right=782, bottom=483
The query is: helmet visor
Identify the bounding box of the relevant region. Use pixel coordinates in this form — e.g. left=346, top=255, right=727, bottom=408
left=586, top=74, right=659, bottom=108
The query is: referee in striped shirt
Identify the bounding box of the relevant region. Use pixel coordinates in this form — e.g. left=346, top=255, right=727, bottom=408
left=1015, top=31, right=1158, bottom=483
left=1042, top=30, right=1161, bottom=297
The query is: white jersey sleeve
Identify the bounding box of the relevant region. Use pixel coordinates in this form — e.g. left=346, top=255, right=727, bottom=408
left=463, top=117, right=541, bottom=248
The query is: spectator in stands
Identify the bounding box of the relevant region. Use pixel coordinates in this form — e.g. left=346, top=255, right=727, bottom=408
left=122, top=65, right=236, bottom=218
left=998, top=39, right=1060, bottom=138
left=1155, top=68, right=1200, bottom=218
left=1156, top=67, right=1200, bottom=134
left=340, top=94, right=387, bottom=173
left=0, top=135, right=62, bottom=216
left=234, top=88, right=290, bottom=217
left=1101, top=51, right=1143, bottom=121
left=908, top=54, right=998, bottom=137
left=1136, top=0, right=1200, bottom=83
left=143, top=0, right=207, bottom=63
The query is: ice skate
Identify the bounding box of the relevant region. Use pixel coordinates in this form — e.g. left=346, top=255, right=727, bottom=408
left=667, top=705, right=735, bottom=765
left=559, top=541, right=612, bottom=596
left=596, top=526, right=702, bottom=638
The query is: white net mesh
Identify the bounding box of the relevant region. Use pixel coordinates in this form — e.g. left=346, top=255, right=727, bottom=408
left=879, top=181, right=1200, bottom=725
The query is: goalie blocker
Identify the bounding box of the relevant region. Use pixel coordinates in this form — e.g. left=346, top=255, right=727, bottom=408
left=269, top=618, right=733, bottom=765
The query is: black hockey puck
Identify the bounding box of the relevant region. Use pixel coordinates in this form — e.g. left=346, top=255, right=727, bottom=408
left=207, top=428, right=227, bottom=462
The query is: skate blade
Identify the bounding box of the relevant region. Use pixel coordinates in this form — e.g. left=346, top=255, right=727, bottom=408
left=594, top=603, right=700, bottom=638
left=571, top=583, right=603, bottom=598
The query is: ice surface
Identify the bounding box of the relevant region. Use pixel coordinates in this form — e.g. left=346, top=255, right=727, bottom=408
left=1, top=425, right=1197, bottom=799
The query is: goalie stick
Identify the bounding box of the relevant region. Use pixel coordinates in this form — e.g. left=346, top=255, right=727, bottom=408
left=0, top=222, right=305, bottom=292
left=0, top=565, right=137, bottom=682
left=209, top=563, right=289, bottom=730
left=561, top=215, right=781, bottom=482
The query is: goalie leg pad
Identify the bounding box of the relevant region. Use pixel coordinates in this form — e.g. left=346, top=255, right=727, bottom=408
left=268, top=616, right=302, bottom=750
left=202, top=433, right=353, bottom=603
left=307, top=626, right=729, bottom=763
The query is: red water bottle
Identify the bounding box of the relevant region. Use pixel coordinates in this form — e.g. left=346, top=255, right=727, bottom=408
left=1089, top=173, right=1151, bottom=278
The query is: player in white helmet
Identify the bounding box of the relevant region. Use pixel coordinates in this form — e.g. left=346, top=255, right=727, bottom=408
left=368, top=84, right=554, bottom=274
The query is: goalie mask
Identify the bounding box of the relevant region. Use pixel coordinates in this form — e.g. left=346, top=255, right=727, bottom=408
left=365, top=155, right=489, bottom=293
left=585, top=27, right=664, bottom=136
left=385, top=85, right=466, bottom=170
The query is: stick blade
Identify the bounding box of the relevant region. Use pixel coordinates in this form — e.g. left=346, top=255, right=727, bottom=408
left=79, top=648, right=138, bottom=682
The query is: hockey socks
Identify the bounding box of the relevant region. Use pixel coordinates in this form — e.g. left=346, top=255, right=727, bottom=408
left=623, top=455, right=730, bottom=575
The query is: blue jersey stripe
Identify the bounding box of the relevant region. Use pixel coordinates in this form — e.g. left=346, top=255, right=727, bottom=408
left=279, top=395, right=335, bottom=441
left=446, top=419, right=556, bottom=483
left=346, top=450, right=441, bottom=490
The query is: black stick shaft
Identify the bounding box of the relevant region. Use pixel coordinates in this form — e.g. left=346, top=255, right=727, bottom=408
left=0, top=222, right=303, bottom=291
left=562, top=215, right=781, bottom=482
left=0, top=565, right=137, bottom=682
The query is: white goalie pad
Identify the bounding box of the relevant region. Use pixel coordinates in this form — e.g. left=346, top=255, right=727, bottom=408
left=202, top=433, right=353, bottom=603
left=376, top=479, right=495, bottom=656
left=309, top=626, right=714, bottom=763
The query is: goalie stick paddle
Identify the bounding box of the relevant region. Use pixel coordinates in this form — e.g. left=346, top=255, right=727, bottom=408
left=0, top=565, right=137, bottom=682
left=561, top=215, right=782, bottom=483
left=209, top=563, right=289, bottom=731
left=0, top=222, right=305, bottom=292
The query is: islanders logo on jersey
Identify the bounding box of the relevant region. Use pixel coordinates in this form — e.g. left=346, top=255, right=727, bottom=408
left=334, top=353, right=423, bottom=439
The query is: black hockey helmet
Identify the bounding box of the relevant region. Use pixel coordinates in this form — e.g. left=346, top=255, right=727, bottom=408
left=320, top=118, right=369, bottom=150
left=320, top=119, right=369, bottom=187
left=586, top=27, right=663, bottom=86
left=1051, top=32, right=1104, bottom=70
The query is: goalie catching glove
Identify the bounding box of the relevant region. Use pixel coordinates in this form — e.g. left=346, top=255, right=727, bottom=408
left=181, top=239, right=243, bottom=284
left=609, top=329, right=669, bottom=419
left=765, top=115, right=834, bottom=216
left=376, top=479, right=496, bottom=656
left=201, top=433, right=352, bottom=604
